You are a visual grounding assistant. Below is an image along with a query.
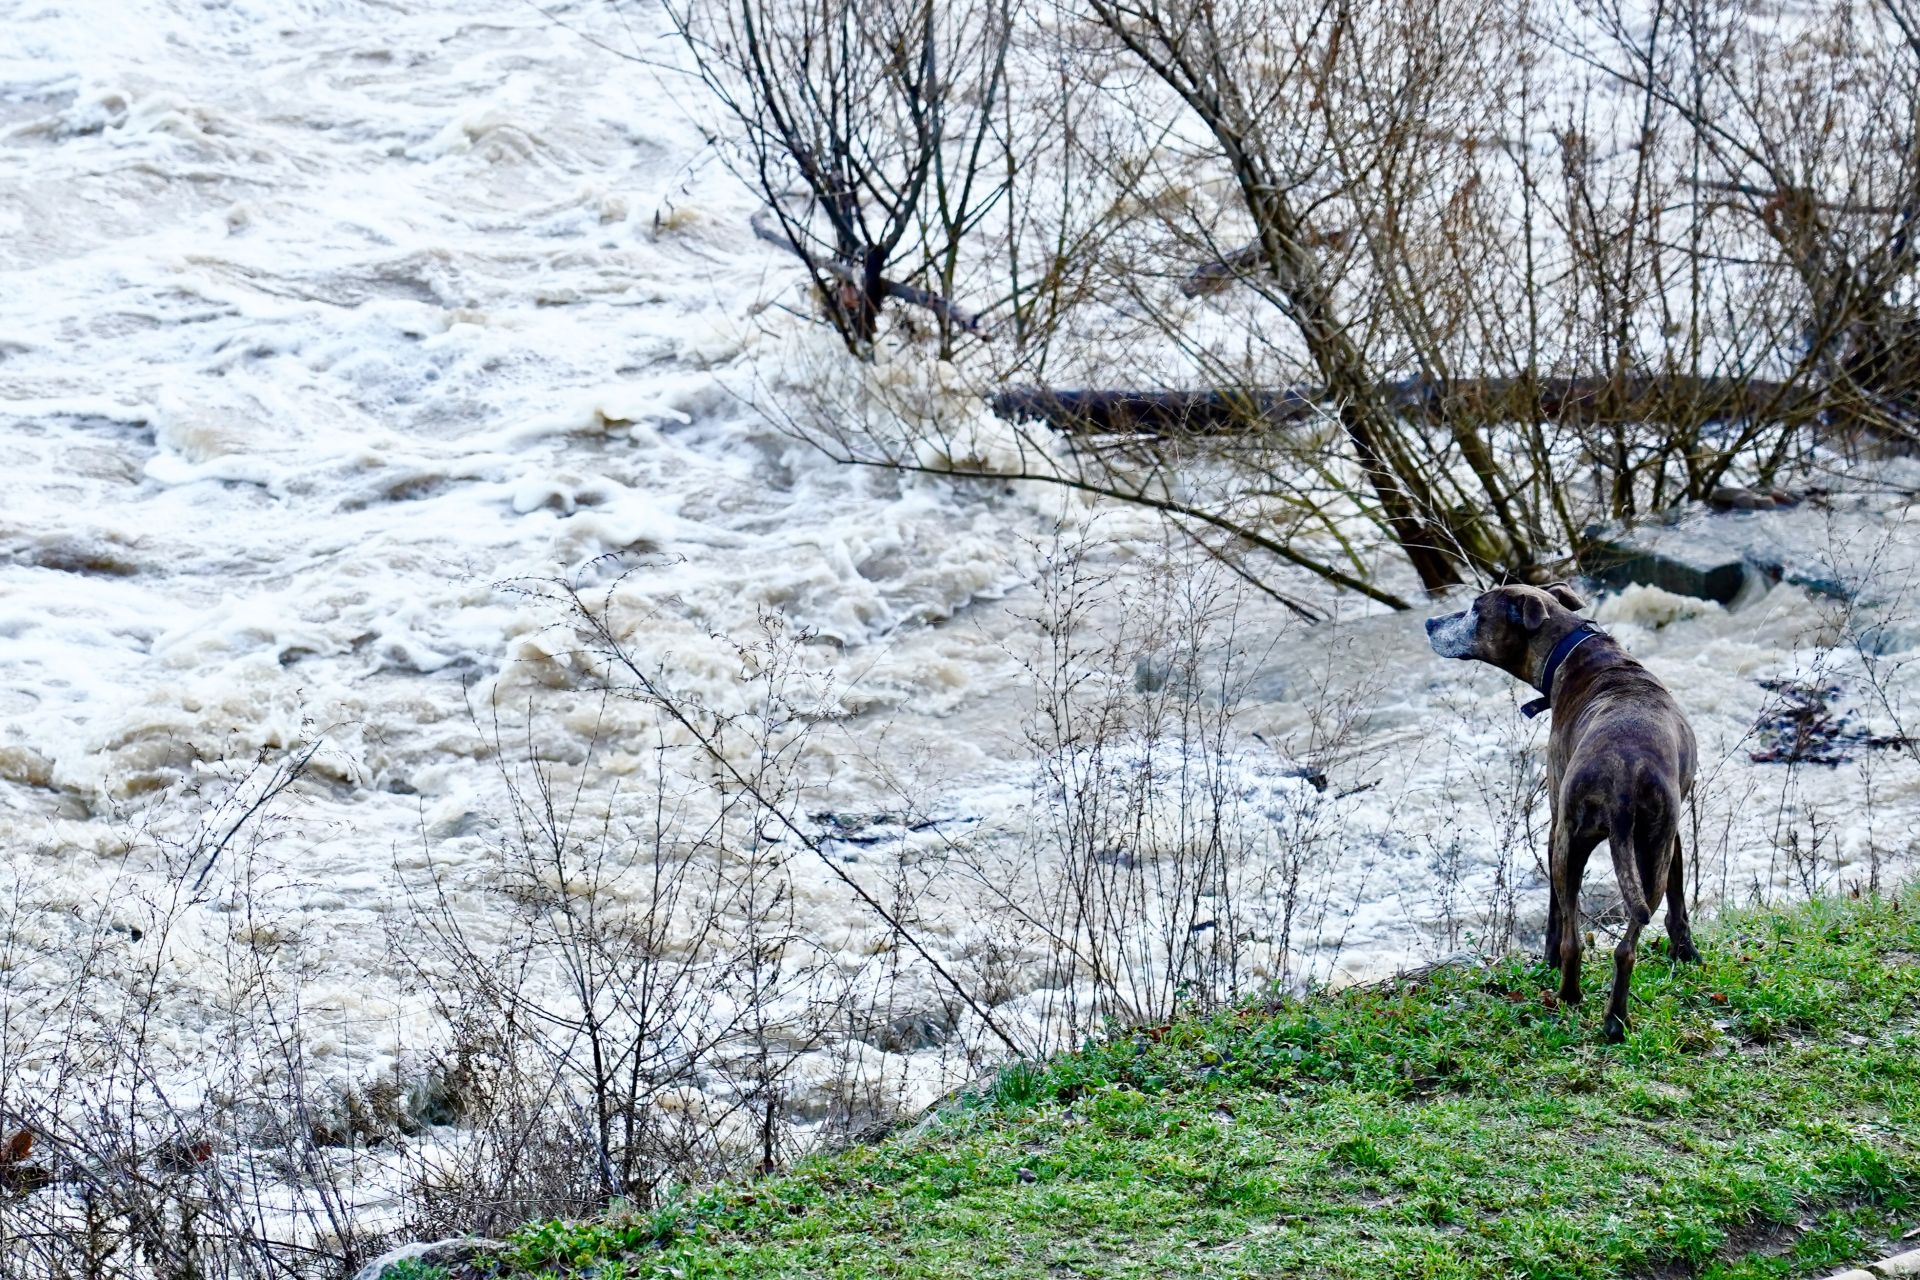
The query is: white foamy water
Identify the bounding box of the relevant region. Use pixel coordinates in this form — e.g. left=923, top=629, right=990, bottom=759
left=3, top=0, right=1918, bottom=1183
left=0, top=0, right=1136, bottom=1134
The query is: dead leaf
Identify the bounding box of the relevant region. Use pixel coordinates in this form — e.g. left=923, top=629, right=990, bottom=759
left=1, top=1131, right=30, bottom=1164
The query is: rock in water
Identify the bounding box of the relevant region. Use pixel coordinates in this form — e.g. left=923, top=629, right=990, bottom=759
left=1582, top=527, right=1773, bottom=606
left=355, top=1238, right=503, bottom=1280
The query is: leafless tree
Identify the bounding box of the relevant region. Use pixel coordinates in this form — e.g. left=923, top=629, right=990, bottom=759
left=658, top=0, right=1015, bottom=354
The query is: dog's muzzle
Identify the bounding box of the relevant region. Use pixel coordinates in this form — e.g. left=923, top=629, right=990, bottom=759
left=1425, top=610, right=1475, bottom=658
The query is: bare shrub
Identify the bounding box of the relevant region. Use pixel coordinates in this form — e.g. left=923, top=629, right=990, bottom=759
left=944, top=526, right=1371, bottom=1051
left=0, top=745, right=399, bottom=1279
left=379, top=575, right=1026, bottom=1240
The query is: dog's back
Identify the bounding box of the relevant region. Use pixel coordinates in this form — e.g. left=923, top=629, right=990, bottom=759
left=1550, top=643, right=1696, bottom=924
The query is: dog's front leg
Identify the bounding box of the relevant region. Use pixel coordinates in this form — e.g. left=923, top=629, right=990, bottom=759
left=1543, top=813, right=1562, bottom=969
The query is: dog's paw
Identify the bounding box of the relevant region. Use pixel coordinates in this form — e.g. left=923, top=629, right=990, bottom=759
left=1603, top=1013, right=1627, bottom=1044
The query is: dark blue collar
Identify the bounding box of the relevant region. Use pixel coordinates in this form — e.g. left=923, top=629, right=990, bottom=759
left=1520, top=622, right=1604, bottom=719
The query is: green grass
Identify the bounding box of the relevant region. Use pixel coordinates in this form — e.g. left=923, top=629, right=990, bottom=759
left=478, top=895, right=1920, bottom=1279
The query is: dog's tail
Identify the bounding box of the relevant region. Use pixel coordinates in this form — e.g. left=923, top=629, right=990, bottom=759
left=1609, top=828, right=1653, bottom=926
left=1609, top=778, right=1677, bottom=927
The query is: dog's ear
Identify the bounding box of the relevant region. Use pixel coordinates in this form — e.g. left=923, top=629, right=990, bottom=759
left=1544, top=581, right=1587, bottom=612
left=1509, top=591, right=1549, bottom=632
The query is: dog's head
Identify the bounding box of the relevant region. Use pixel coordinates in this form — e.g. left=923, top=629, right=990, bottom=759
left=1425, top=583, right=1586, bottom=674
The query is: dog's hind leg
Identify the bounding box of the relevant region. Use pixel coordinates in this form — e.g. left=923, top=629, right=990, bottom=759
left=1553, top=822, right=1602, bottom=1007
left=1603, top=917, right=1644, bottom=1043
left=1666, top=828, right=1701, bottom=963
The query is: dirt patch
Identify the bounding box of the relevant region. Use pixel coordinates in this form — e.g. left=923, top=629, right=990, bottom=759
left=1630, top=1195, right=1889, bottom=1279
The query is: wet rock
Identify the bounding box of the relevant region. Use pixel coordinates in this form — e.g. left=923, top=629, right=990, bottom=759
left=1581, top=526, right=1774, bottom=606
left=1275, top=761, right=1330, bottom=792
left=17, top=541, right=144, bottom=576
left=424, top=807, right=484, bottom=839
left=864, top=1005, right=961, bottom=1054
left=406, top=1069, right=468, bottom=1128
left=1780, top=568, right=1854, bottom=601
left=1583, top=487, right=1857, bottom=607
left=355, top=1237, right=503, bottom=1280
left=310, top=1078, right=418, bottom=1149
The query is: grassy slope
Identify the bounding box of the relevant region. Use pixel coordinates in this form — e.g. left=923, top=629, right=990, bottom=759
left=488, top=896, right=1920, bottom=1279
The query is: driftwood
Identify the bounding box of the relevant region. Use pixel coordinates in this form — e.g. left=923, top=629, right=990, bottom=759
left=991, top=376, right=1828, bottom=435
left=989, top=387, right=1316, bottom=434
left=752, top=210, right=987, bottom=336
left=1179, top=230, right=1353, bottom=297
left=1179, top=243, right=1267, bottom=298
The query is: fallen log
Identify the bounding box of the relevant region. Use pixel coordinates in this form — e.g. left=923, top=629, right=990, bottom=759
left=990, top=376, right=1826, bottom=435
left=989, top=387, right=1316, bottom=434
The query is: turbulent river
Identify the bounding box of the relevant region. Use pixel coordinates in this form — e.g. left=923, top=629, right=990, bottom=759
left=3, top=0, right=1918, bottom=1164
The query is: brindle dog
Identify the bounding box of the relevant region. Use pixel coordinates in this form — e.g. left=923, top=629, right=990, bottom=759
left=1426, top=584, right=1699, bottom=1041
